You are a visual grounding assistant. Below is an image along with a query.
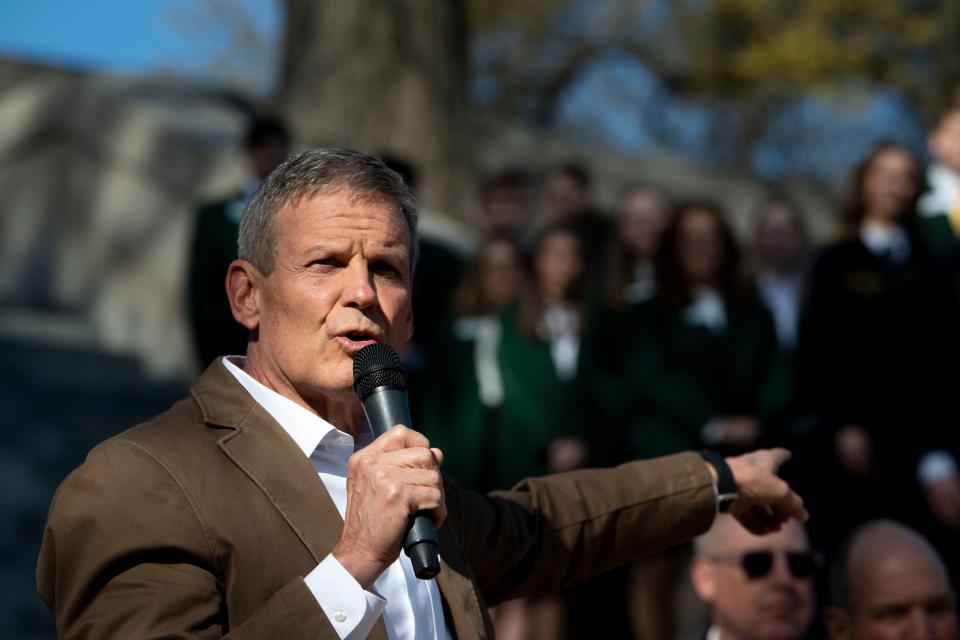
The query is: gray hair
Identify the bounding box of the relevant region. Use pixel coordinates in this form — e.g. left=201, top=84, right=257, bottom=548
left=238, top=148, right=419, bottom=274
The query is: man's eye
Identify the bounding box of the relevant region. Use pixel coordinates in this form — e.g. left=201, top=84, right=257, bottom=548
left=309, top=258, right=342, bottom=269
left=874, top=606, right=909, bottom=621
left=372, top=261, right=400, bottom=277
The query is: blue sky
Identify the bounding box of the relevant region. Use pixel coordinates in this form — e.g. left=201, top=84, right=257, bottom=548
left=0, top=0, right=277, bottom=78
left=0, top=1, right=926, bottom=182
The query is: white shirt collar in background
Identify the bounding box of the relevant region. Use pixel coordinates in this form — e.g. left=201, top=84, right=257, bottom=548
left=920, top=163, right=960, bottom=218
left=860, top=222, right=910, bottom=264
left=684, top=287, right=726, bottom=332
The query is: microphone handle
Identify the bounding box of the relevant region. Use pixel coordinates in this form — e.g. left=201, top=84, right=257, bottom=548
left=361, top=387, right=441, bottom=579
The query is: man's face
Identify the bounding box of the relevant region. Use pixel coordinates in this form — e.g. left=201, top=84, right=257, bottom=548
left=618, top=191, right=667, bottom=258
left=678, top=210, right=725, bottom=283
left=543, top=173, right=588, bottom=220
left=841, top=553, right=957, bottom=640
left=249, top=189, right=413, bottom=406
left=482, top=186, right=529, bottom=235
left=694, top=522, right=815, bottom=640
left=756, top=204, right=805, bottom=271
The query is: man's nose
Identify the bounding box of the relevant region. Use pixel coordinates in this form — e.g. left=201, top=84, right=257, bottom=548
left=343, top=260, right=377, bottom=308
left=904, top=608, right=935, bottom=640
left=768, top=554, right=799, bottom=585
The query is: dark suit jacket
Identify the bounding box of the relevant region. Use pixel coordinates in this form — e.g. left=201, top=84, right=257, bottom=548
left=37, top=361, right=716, bottom=639
left=187, top=193, right=249, bottom=367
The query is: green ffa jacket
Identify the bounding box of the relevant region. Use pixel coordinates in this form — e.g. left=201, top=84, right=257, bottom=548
left=609, top=295, right=787, bottom=461
left=421, top=306, right=590, bottom=491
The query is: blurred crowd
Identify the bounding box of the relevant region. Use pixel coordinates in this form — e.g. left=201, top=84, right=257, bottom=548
left=185, top=101, right=960, bottom=639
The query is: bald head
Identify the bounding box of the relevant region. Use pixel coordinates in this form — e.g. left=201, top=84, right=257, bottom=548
left=851, top=521, right=949, bottom=599
left=825, top=520, right=957, bottom=640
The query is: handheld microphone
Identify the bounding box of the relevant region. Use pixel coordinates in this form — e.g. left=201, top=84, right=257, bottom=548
left=352, top=343, right=441, bottom=580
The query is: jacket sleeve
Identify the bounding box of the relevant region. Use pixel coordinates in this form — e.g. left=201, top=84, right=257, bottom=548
left=36, top=440, right=339, bottom=639
left=445, top=451, right=716, bottom=605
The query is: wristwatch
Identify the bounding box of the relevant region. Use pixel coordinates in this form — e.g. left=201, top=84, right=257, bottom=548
left=701, top=450, right=738, bottom=513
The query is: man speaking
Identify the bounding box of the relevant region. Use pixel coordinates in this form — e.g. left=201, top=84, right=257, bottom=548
left=37, top=149, right=807, bottom=639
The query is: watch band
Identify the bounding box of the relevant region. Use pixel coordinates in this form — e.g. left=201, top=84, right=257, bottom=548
left=701, top=450, right=738, bottom=512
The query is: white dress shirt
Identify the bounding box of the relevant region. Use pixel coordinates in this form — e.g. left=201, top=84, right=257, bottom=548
left=222, top=357, right=452, bottom=640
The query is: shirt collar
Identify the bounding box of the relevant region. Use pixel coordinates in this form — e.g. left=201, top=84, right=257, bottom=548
left=860, top=222, right=910, bottom=262
left=221, top=356, right=352, bottom=457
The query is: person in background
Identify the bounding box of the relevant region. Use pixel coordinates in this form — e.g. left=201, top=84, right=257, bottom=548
left=796, top=142, right=938, bottom=558
left=494, top=224, right=590, bottom=640
left=915, top=97, right=960, bottom=573
left=609, top=201, right=788, bottom=640
left=187, top=114, right=290, bottom=368
left=498, top=223, right=590, bottom=484
left=421, top=235, right=527, bottom=492
left=539, top=163, right=614, bottom=277
left=686, top=515, right=819, bottom=640
left=617, top=200, right=786, bottom=461
left=919, top=95, right=960, bottom=256
left=478, top=170, right=534, bottom=242
left=751, top=195, right=811, bottom=354
left=605, top=185, right=672, bottom=309
left=824, top=520, right=957, bottom=640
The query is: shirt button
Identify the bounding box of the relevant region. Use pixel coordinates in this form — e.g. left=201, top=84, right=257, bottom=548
left=333, top=607, right=347, bottom=623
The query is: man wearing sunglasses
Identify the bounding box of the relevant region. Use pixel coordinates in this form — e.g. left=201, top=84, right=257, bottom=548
left=688, top=515, right=817, bottom=640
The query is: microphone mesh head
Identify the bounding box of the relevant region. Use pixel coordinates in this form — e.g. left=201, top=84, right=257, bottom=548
left=353, top=343, right=407, bottom=400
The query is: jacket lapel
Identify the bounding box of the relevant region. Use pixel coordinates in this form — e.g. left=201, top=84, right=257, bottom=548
left=192, top=361, right=391, bottom=640
left=436, top=524, right=492, bottom=639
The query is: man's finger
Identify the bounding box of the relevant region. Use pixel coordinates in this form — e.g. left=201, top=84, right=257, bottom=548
left=767, top=448, right=792, bottom=471
left=399, top=467, right=444, bottom=489
left=369, top=425, right=431, bottom=452
left=778, top=488, right=808, bottom=523
left=381, top=446, right=443, bottom=470
left=430, top=447, right=444, bottom=467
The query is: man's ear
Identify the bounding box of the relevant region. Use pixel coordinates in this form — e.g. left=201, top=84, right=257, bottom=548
left=226, top=259, right=263, bottom=331
left=823, top=606, right=851, bottom=640
left=689, top=556, right=717, bottom=604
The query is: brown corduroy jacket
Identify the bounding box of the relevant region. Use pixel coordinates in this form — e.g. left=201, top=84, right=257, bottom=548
left=37, top=360, right=716, bottom=639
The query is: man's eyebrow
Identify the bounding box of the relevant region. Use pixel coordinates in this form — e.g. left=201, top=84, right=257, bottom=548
left=301, top=243, right=343, bottom=256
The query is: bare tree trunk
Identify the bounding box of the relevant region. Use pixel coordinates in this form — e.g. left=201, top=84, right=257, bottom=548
left=278, top=0, right=472, bottom=219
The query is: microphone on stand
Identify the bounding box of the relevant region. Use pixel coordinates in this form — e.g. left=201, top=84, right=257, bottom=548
left=352, top=343, right=441, bottom=580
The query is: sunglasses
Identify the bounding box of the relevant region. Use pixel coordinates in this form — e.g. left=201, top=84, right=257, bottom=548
left=712, top=550, right=822, bottom=580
